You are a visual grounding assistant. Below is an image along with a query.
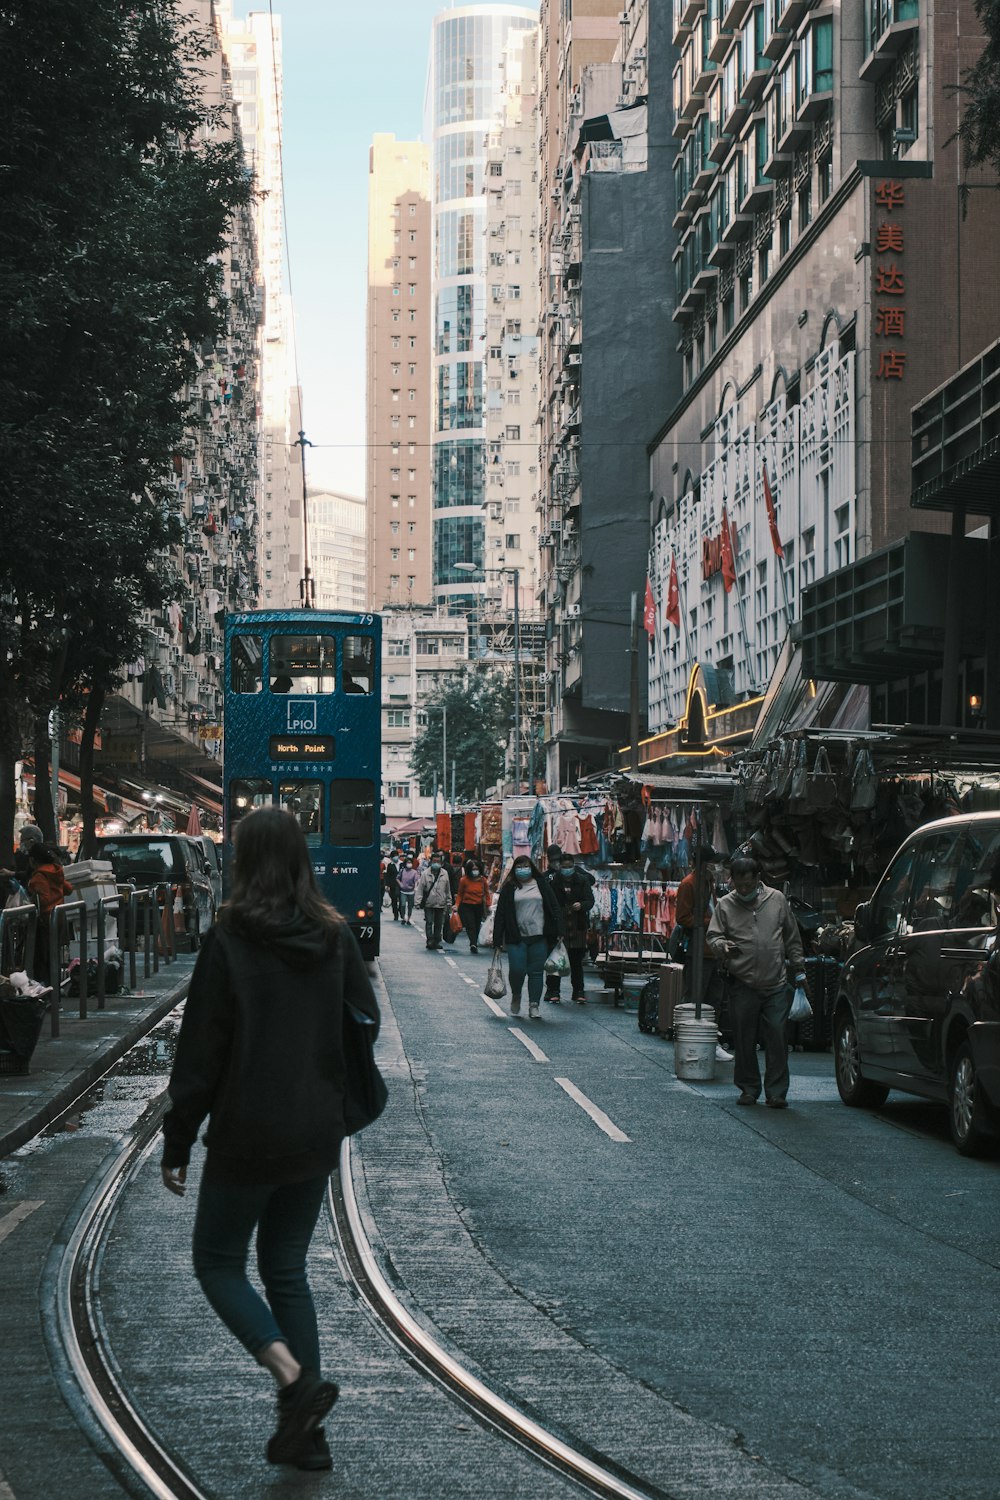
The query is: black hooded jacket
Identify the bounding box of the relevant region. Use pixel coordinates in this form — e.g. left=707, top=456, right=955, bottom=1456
left=161, top=911, right=379, bottom=1184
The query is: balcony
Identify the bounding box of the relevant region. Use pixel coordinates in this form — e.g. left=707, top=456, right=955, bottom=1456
left=709, top=129, right=734, bottom=164
left=763, top=145, right=793, bottom=177
left=673, top=0, right=705, bottom=46
left=721, top=92, right=750, bottom=136
left=776, top=0, right=809, bottom=29
left=777, top=115, right=811, bottom=152
left=679, top=83, right=708, bottom=123
left=740, top=63, right=771, bottom=105
left=721, top=0, right=752, bottom=28
left=796, top=87, right=833, bottom=122
left=860, top=7, right=919, bottom=81
left=673, top=203, right=693, bottom=231
left=709, top=24, right=736, bottom=63
left=720, top=205, right=754, bottom=243
left=762, top=26, right=789, bottom=61
left=708, top=235, right=733, bottom=266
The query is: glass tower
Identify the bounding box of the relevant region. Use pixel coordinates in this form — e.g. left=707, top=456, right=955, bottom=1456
left=427, top=3, right=537, bottom=613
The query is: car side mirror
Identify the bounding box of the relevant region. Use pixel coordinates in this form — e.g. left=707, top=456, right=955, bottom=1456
left=853, top=900, right=872, bottom=944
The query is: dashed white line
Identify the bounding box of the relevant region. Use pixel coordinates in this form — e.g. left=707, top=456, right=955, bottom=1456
left=554, top=1078, right=630, bottom=1142
left=444, top=955, right=458, bottom=969
left=481, top=993, right=507, bottom=1019
left=508, top=1026, right=550, bottom=1063
left=0, top=1200, right=44, bottom=1246
left=462, top=975, right=478, bottom=987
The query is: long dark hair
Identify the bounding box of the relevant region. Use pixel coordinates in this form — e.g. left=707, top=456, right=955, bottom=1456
left=500, top=854, right=544, bottom=891
left=223, top=806, right=342, bottom=941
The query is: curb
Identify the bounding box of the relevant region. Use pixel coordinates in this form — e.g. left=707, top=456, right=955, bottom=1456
left=0, top=970, right=191, bottom=1162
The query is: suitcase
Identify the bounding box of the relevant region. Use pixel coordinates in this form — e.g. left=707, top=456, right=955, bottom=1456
left=657, top=963, right=685, bottom=1036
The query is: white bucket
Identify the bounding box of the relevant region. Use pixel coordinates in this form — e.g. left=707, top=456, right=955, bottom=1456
left=672, top=1003, right=715, bottom=1031
left=674, top=1018, right=718, bottom=1081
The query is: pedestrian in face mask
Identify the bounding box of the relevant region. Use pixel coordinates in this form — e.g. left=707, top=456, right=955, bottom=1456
left=707, top=855, right=807, bottom=1108
left=547, top=853, right=594, bottom=1004
left=414, top=853, right=452, bottom=950
left=491, top=857, right=563, bottom=1018
left=456, top=858, right=491, bottom=953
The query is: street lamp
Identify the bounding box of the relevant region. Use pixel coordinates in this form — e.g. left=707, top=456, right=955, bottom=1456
left=456, top=560, right=521, bottom=794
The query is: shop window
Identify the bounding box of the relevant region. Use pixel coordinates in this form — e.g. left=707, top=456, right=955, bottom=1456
left=230, top=635, right=262, bottom=694
left=330, top=779, right=376, bottom=847
left=279, top=781, right=323, bottom=847
left=269, top=634, right=337, bottom=694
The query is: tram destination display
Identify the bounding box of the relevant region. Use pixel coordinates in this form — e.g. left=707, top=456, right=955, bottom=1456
left=268, top=734, right=336, bottom=761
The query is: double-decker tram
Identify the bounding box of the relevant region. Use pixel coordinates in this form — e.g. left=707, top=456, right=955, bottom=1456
left=222, top=610, right=382, bottom=957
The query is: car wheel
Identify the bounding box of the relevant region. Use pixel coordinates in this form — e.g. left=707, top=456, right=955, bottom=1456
left=948, top=1039, right=994, bottom=1157
left=834, top=1011, right=889, bottom=1108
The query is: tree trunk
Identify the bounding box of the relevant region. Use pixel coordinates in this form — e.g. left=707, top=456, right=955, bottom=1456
left=33, top=716, right=57, bottom=845
left=78, top=686, right=105, bottom=859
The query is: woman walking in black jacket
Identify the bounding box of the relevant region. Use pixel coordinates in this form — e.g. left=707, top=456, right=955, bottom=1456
left=160, top=807, right=380, bottom=1472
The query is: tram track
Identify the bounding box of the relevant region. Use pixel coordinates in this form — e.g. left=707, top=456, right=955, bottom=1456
left=48, top=1057, right=666, bottom=1500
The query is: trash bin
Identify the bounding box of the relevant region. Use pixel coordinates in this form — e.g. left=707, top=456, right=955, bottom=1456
left=0, top=984, right=51, bottom=1075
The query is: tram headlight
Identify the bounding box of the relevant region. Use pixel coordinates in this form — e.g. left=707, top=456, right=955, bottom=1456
left=356, top=908, right=367, bottom=919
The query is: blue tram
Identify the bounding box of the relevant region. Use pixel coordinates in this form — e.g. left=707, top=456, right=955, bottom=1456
left=222, top=610, right=382, bottom=957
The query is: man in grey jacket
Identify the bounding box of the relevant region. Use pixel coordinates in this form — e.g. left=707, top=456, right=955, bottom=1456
left=414, top=854, right=453, bottom=951
left=707, top=854, right=807, bottom=1108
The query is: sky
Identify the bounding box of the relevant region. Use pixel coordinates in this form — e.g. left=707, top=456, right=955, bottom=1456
left=233, top=0, right=446, bottom=500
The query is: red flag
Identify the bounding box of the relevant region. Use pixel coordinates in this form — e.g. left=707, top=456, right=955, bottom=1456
left=665, top=552, right=681, bottom=629
left=762, top=460, right=784, bottom=559
left=720, top=505, right=736, bottom=594
left=643, top=576, right=656, bottom=638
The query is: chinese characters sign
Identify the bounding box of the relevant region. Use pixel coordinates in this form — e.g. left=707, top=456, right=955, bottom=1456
left=873, top=179, right=907, bottom=381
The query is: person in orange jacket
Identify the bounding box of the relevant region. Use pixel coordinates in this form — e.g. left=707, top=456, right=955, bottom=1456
left=455, top=857, right=492, bottom=953
left=26, top=843, right=73, bottom=983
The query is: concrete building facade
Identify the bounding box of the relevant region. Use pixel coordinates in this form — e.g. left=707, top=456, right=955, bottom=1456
left=309, top=490, right=367, bottom=614
left=537, top=0, right=679, bottom=787
left=644, top=0, right=1000, bottom=745
left=427, top=3, right=537, bottom=615
left=381, top=606, right=471, bottom=826
left=218, top=2, right=300, bottom=608
left=365, top=135, right=433, bottom=610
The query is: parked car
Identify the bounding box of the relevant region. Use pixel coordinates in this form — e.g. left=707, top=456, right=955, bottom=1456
left=91, top=833, right=216, bottom=952
left=835, top=812, right=1000, bottom=1155
left=191, top=835, right=222, bottom=910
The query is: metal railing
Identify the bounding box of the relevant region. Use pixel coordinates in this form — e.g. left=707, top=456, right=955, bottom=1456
left=0, top=904, right=37, bottom=983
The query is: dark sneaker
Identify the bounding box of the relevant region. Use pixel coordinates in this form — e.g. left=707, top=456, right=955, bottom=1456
left=573, top=994, right=586, bottom=1005
left=470, top=944, right=478, bottom=953
left=766, top=1098, right=789, bottom=1109
left=736, top=1092, right=757, bottom=1106
left=511, top=995, right=521, bottom=1015
left=289, top=1426, right=333, bottom=1473
left=528, top=1002, right=539, bottom=1019
left=267, top=1374, right=339, bottom=1468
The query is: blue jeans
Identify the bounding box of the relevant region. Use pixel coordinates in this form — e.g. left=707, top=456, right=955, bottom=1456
left=192, top=1172, right=329, bottom=1372
left=506, top=935, right=548, bottom=1006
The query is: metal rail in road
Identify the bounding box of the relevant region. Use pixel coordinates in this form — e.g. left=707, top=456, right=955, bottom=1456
left=47, top=1081, right=668, bottom=1500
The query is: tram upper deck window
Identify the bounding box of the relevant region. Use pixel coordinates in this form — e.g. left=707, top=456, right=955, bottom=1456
left=330, top=779, right=375, bottom=847
left=270, top=635, right=336, bottom=694
left=342, top=635, right=374, bottom=695
left=231, top=636, right=263, bottom=694
left=279, top=780, right=323, bottom=846
left=229, top=779, right=272, bottom=829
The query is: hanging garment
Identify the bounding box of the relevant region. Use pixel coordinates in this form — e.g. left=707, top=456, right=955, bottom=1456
left=554, top=810, right=582, bottom=854
left=579, top=814, right=599, bottom=856
left=711, top=807, right=729, bottom=857
left=511, top=817, right=530, bottom=851
left=527, top=799, right=546, bottom=854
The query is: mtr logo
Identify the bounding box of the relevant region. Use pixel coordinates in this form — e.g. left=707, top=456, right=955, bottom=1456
left=287, top=699, right=317, bottom=733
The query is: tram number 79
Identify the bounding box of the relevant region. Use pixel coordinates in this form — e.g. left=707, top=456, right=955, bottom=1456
left=357, top=925, right=374, bottom=940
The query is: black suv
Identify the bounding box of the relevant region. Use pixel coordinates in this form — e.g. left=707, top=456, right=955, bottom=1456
left=91, top=834, right=216, bottom=951
left=834, top=812, right=1000, bottom=1155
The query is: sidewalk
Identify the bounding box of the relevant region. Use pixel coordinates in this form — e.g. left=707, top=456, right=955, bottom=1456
left=0, top=954, right=194, bottom=1159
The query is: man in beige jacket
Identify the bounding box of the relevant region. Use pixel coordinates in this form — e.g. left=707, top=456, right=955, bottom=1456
left=707, top=854, right=807, bottom=1108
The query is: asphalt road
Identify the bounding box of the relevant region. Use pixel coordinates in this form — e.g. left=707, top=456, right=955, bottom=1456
left=0, top=918, right=996, bottom=1499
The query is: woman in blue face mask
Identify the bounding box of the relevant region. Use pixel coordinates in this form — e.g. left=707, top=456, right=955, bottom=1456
left=491, top=856, right=564, bottom=1019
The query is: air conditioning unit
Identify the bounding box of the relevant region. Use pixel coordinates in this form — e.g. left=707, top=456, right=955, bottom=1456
left=565, top=604, right=581, bottom=619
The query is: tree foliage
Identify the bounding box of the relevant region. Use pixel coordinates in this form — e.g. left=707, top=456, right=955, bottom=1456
left=0, top=0, right=254, bottom=856
left=953, top=0, right=1000, bottom=199
left=411, top=667, right=515, bottom=804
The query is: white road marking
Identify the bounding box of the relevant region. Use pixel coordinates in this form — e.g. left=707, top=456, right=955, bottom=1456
left=462, top=975, right=478, bottom=987
left=0, top=1199, right=44, bottom=1247
left=554, top=1078, right=630, bottom=1142
left=509, top=1027, right=550, bottom=1063
left=481, top=994, right=507, bottom=1018
left=0, top=1474, right=17, bottom=1499
left=444, top=955, right=458, bottom=969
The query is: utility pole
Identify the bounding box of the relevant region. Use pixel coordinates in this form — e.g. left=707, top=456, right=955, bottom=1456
left=292, top=429, right=315, bottom=609
left=512, top=567, right=521, bottom=794
left=629, top=591, right=640, bottom=773
left=442, top=702, right=448, bottom=814
left=48, top=708, right=60, bottom=833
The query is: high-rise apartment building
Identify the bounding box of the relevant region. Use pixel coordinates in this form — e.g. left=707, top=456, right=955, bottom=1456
left=643, top=0, right=1000, bottom=749
left=309, top=490, right=367, bottom=613
left=536, top=0, right=677, bottom=786
left=427, top=3, right=537, bottom=615
left=381, top=606, right=471, bottom=826
left=218, top=3, right=300, bottom=609
left=366, top=135, right=433, bottom=610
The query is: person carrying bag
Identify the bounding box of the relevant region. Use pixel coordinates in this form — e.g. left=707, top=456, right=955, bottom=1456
left=160, top=806, right=383, bottom=1474
left=413, top=854, right=452, bottom=951
left=455, top=858, right=491, bottom=954
left=490, top=856, right=563, bottom=1019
